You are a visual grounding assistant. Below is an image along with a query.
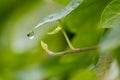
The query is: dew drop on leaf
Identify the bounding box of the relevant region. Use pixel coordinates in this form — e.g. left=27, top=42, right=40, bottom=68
left=27, top=31, right=35, bottom=39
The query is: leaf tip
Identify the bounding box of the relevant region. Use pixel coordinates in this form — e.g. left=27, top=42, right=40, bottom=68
left=48, top=26, right=61, bottom=35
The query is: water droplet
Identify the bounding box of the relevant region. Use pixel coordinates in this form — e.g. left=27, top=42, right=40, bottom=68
left=27, top=31, right=34, bottom=39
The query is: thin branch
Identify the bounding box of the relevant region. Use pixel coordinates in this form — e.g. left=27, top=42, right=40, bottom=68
left=61, top=30, right=75, bottom=49
left=55, top=45, right=98, bottom=55
left=57, top=20, right=75, bottom=50
left=41, top=40, right=98, bottom=55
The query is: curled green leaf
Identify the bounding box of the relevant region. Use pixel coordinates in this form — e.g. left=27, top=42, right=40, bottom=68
left=48, top=26, right=61, bottom=35
left=41, top=41, right=56, bottom=55
left=41, top=40, right=48, bottom=50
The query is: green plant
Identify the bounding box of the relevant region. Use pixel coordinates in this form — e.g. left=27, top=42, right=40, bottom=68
left=27, top=0, right=120, bottom=79
left=1, top=0, right=120, bottom=80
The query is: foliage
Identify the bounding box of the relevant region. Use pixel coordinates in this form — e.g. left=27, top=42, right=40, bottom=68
left=0, top=0, right=120, bottom=80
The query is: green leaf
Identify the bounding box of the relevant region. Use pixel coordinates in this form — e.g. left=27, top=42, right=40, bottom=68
left=100, top=0, right=120, bottom=28
left=60, top=0, right=110, bottom=69
left=41, top=41, right=56, bottom=55
left=48, top=26, right=61, bottom=35
left=114, top=47, right=120, bottom=65
left=65, top=0, right=111, bottom=33
left=70, top=69, right=97, bottom=80
left=33, top=0, right=84, bottom=29
left=100, top=27, right=120, bottom=52
left=41, top=40, right=48, bottom=50
left=53, top=0, right=70, bottom=6
left=65, top=0, right=110, bottom=47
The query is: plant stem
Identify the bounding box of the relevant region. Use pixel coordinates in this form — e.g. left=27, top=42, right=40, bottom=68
left=56, top=45, right=98, bottom=55
left=57, top=20, right=74, bottom=50
left=62, top=30, right=75, bottom=49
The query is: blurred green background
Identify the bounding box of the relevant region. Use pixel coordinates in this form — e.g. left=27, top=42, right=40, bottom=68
left=0, top=0, right=112, bottom=80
